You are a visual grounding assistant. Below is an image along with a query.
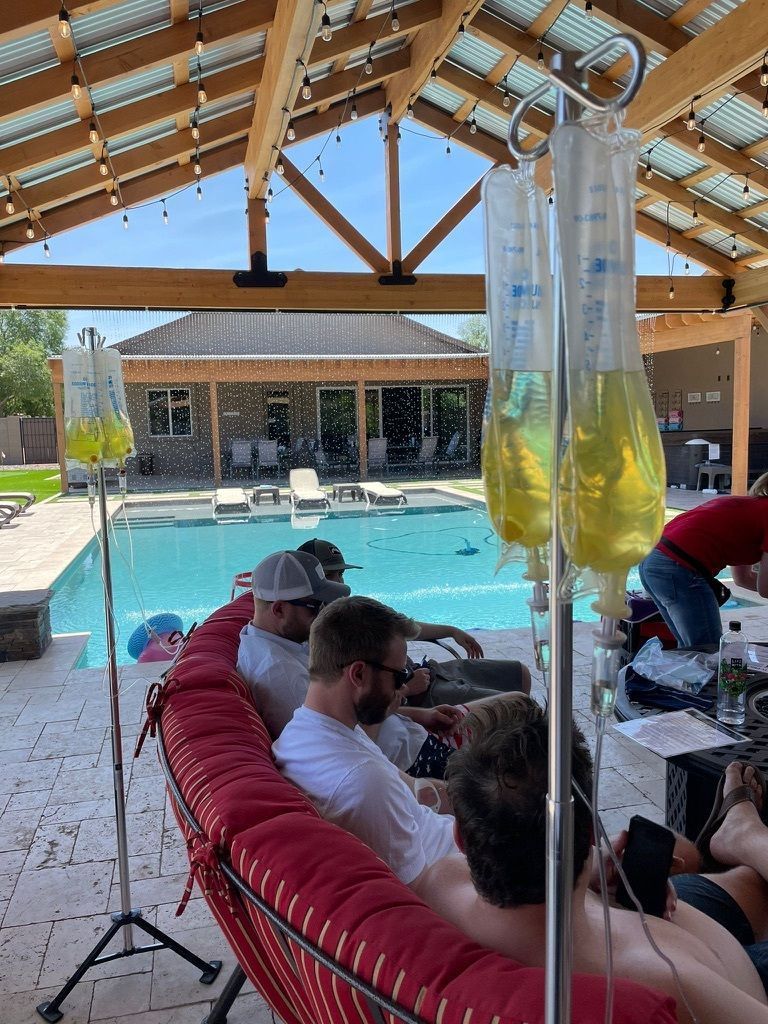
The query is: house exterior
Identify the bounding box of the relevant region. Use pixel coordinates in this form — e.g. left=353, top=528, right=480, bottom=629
left=50, top=312, right=490, bottom=489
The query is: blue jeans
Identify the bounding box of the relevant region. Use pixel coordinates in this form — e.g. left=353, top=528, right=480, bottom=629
left=638, top=548, right=722, bottom=648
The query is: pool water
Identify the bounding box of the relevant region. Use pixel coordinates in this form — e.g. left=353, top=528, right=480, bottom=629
left=54, top=502, right=648, bottom=667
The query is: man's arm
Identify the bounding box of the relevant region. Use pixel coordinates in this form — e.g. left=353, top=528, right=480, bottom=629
left=415, top=621, right=484, bottom=658
left=731, top=552, right=768, bottom=597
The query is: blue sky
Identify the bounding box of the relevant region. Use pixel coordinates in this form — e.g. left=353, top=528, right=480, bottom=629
left=6, top=115, right=696, bottom=347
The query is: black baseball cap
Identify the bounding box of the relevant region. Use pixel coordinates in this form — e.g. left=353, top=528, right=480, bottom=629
left=296, top=538, right=362, bottom=572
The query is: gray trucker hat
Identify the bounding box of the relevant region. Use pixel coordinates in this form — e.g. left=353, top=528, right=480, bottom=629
left=251, top=550, right=350, bottom=604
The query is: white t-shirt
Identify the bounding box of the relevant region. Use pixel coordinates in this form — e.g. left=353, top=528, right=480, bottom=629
left=273, top=705, right=458, bottom=884
left=236, top=623, right=428, bottom=767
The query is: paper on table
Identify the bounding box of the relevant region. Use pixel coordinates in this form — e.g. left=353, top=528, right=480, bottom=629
left=612, top=708, right=747, bottom=759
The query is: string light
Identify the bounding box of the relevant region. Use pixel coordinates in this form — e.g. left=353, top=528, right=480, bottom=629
left=194, top=2, right=204, bottom=55
left=406, top=97, right=414, bottom=118
left=364, top=44, right=374, bottom=75
left=537, top=42, right=545, bottom=71
left=731, top=234, right=738, bottom=259
left=191, top=111, right=200, bottom=141
left=457, top=13, right=466, bottom=38
left=25, top=216, right=35, bottom=240
left=686, top=101, right=696, bottom=131
left=391, top=1, right=399, bottom=31
left=71, top=71, right=82, bottom=100
left=335, top=131, right=342, bottom=145
left=58, top=5, right=71, bottom=39
left=697, top=131, right=706, bottom=153
left=396, top=127, right=401, bottom=143
left=298, top=59, right=312, bottom=100
left=318, top=159, right=325, bottom=182
left=684, top=257, right=690, bottom=275
left=692, top=202, right=699, bottom=226
left=644, top=157, right=653, bottom=180
left=196, top=183, right=203, bottom=201
left=43, top=238, right=51, bottom=258
left=469, top=106, right=478, bottom=134
left=193, top=150, right=202, bottom=176
left=276, top=152, right=285, bottom=174
left=445, top=139, right=451, bottom=156
left=267, top=186, right=273, bottom=203
left=763, top=89, right=768, bottom=117
left=162, top=199, right=169, bottom=225
left=197, top=63, right=207, bottom=105
left=743, top=173, right=751, bottom=197
left=320, top=1, right=332, bottom=42
left=585, top=0, right=593, bottom=15
left=668, top=281, right=675, bottom=300
left=122, top=211, right=129, bottom=230
left=88, top=120, right=99, bottom=144
left=99, top=151, right=109, bottom=176
left=5, top=183, right=14, bottom=215
left=264, top=203, right=270, bottom=222
left=109, top=190, right=119, bottom=206
left=287, top=117, right=296, bottom=141
left=502, top=82, right=511, bottom=107
left=548, top=191, right=554, bottom=206
left=351, top=96, right=358, bottom=120
left=430, top=64, right=437, bottom=81
left=761, top=51, right=768, bottom=87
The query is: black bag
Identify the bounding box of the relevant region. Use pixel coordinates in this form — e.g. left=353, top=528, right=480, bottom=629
left=658, top=538, right=731, bottom=607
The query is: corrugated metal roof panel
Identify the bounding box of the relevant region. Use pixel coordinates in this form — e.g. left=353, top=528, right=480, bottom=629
left=696, top=226, right=753, bottom=257
left=483, top=0, right=551, bottom=30
left=474, top=105, right=513, bottom=142
left=0, top=30, right=58, bottom=87
left=109, top=119, right=178, bottom=156
left=645, top=139, right=708, bottom=179
left=688, top=0, right=744, bottom=33
left=638, top=0, right=684, bottom=17
left=750, top=210, right=768, bottom=230
left=506, top=62, right=555, bottom=113
left=91, top=65, right=177, bottom=114
left=545, top=8, right=627, bottom=71
left=447, top=34, right=505, bottom=78
left=75, top=0, right=172, bottom=56
left=16, top=149, right=94, bottom=189
left=197, top=93, right=253, bottom=123
left=191, top=32, right=266, bottom=77
left=369, top=0, right=422, bottom=16
left=0, top=99, right=79, bottom=149
left=420, top=82, right=464, bottom=116
left=201, top=0, right=249, bottom=12
left=690, top=172, right=768, bottom=212
left=698, top=95, right=768, bottom=148
left=643, top=199, right=695, bottom=232
left=347, top=36, right=407, bottom=68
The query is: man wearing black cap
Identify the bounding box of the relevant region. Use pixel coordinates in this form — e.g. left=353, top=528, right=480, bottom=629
left=296, top=537, right=530, bottom=707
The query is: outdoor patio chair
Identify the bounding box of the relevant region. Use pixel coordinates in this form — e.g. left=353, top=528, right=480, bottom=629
left=435, top=431, right=463, bottom=472
left=289, top=468, right=331, bottom=510
left=0, top=491, right=35, bottom=512
left=366, top=437, right=388, bottom=474
left=212, top=488, right=251, bottom=519
left=0, top=502, right=20, bottom=526
left=256, top=440, right=280, bottom=480
left=413, top=435, right=439, bottom=474
left=358, top=481, right=407, bottom=508
left=228, top=439, right=255, bottom=479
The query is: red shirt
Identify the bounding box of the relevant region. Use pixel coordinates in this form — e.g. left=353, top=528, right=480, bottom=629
left=659, top=496, right=768, bottom=575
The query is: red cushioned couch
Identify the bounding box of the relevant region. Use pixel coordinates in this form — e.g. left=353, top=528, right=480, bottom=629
left=141, top=592, right=677, bottom=1024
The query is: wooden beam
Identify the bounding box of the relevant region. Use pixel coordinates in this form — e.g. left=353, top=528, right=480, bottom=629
left=386, top=0, right=485, bottom=122
left=288, top=90, right=384, bottom=146
left=403, top=174, right=485, bottom=272
left=732, top=314, right=753, bottom=494
left=412, top=100, right=506, bottom=165
left=244, top=0, right=320, bottom=198
left=732, top=264, right=768, bottom=307
left=247, top=196, right=268, bottom=261
left=637, top=211, right=745, bottom=277
left=1, top=139, right=246, bottom=250
left=648, top=316, right=753, bottom=353
left=0, top=109, right=251, bottom=222
left=668, top=0, right=713, bottom=27
left=626, top=0, right=768, bottom=135
left=0, top=0, right=274, bottom=123
left=436, top=62, right=553, bottom=138
left=294, top=49, right=410, bottom=116
left=308, top=0, right=440, bottom=69
left=281, top=155, right=389, bottom=273
left=0, top=1, right=118, bottom=46
left=0, top=266, right=726, bottom=313
left=0, top=61, right=261, bottom=180
left=752, top=306, right=768, bottom=331
left=586, top=0, right=689, bottom=56
left=384, top=128, right=401, bottom=267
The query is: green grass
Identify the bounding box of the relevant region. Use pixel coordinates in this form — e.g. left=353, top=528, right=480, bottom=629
left=0, top=467, right=61, bottom=502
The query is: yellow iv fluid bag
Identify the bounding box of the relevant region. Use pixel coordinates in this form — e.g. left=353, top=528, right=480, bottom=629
left=552, top=118, right=665, bottom=619
left=100, top=348, right=134, bottom=465
left=481, top=164, right=553, bottom=579
left=63, top=344, right=134, bottom=468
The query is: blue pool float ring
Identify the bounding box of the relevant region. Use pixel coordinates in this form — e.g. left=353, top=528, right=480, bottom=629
left=127, top=613, right=184, bottom=660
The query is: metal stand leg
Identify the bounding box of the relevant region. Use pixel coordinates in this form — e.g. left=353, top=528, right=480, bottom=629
left=201, top=965, right=248, bottom=1024
left=36, top=911, right=222, bottom=1023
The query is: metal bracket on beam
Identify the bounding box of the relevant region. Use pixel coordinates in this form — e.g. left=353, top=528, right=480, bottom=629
left=233, top=251, right=288, bottom=288
left=378, top=260, right=416, bottom=286
left=721, top=277, right=736, bottom=313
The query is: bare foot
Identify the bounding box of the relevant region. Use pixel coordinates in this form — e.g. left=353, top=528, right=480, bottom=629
left=709, top=761, right=764, bottom=867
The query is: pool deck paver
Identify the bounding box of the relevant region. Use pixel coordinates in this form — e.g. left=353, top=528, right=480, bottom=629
left=2, top=487, right=768, bottom=1020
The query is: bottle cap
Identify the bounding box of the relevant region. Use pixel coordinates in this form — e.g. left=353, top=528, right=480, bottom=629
left=729, top=620, right=742, bottom=631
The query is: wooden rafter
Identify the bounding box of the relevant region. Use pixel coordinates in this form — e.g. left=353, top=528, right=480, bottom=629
left=384, top=128, right=402, bottom=267
left=412, top=100, right=507, bottom=165
left=244, top=0, right=321, bottom=199
left=289, top=91, right=384, bottom=145
left=308, top=0, right=440, bottom=70
left=281, top=155, right=389, bottom=273
left=436, top=63, right=552, bottom=139
left=294, top=49, right=410, bottom=116
left=0, top=1, right=122, bottom=46
left=403, top=174, right=486, bottom=272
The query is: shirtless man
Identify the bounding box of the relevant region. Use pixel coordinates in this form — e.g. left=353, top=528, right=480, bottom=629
left=420, top=695, right=768, bottom=1024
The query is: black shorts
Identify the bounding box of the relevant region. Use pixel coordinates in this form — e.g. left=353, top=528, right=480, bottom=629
left=405, top=734, right=453, bottom=780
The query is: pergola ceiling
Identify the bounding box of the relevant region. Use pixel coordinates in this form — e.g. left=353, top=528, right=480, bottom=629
left=2, top=0, right=768, bottom=292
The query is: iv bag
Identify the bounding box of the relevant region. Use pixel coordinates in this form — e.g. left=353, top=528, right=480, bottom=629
left=552, top=117, right=665, bottom=619
left=481, top=163, right=553, bottom=580
left=99, top=347, right=134, bottom=466
left=63, top=344, right=134, bottom=468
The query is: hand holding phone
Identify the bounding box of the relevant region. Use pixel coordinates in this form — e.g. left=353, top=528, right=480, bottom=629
left=615, top=815, right=676, bottom=918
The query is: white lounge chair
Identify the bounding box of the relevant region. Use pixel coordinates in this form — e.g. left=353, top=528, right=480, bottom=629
left=289, top=468, right=331, bottom=510
left=0, top=502, right=20, bottom=526
left=0, top=491, right=35, bottom=512
left=358, top=481, right=407, bottom=507
left=212, top=487, right=251, bottom=517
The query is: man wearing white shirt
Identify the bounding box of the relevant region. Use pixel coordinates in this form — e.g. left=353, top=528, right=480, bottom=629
left=273, top=596, right=459, bottom=886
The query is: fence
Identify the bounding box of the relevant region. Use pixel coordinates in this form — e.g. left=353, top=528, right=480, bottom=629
left=0, top=416, right=57, bottom=464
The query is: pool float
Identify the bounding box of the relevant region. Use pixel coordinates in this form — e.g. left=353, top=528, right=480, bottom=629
left=127, top=613, right=184, bottom=662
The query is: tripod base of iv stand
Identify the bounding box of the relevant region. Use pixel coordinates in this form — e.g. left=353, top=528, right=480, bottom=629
left=36, top=909, right=223, bottom=1023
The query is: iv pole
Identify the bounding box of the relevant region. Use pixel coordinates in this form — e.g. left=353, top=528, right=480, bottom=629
left=37, top=328, right=222, bottom=1023
left=506, top=36, right=646, bottom=1024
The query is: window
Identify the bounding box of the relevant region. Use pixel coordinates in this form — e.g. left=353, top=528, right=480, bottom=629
left=148, top=388, right=192, bottom=437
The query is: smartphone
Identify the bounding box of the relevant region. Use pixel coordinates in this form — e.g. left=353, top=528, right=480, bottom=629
left=615, top=815, right=676, bottom=918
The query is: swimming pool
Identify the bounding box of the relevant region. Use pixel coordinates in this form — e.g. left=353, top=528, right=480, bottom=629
left=51, top=500, right=708, bottom=668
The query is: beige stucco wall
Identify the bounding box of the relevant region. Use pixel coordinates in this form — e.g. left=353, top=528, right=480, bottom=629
left=125, top=382, right=213, bottom=477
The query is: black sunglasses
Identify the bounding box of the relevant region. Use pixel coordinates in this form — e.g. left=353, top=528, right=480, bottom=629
left=287, top=599, right=324, bottom=615
left=366, top=661, right=414, bottom=690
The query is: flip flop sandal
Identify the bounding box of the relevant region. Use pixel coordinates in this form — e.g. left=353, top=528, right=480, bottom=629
left=695, top=761, right=766, bottom=872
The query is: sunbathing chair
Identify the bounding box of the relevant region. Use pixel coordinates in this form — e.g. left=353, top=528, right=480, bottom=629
left=0, top=491, right=35, bottom=512
left=0, top=502, right=20, bottom=526
left=211, top=487, right=251, bottom=518
left=358, top=481, right=407, bottom=507
left=289, top=468, right=331, bottom=510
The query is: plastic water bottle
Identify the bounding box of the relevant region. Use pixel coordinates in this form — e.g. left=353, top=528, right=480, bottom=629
left=717, top=620, right=749, bottom=726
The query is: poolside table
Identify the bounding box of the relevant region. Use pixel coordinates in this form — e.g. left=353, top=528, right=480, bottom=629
left=251, top=485, right=281, bottom=506
left=332, top=483, right=360, bottom=502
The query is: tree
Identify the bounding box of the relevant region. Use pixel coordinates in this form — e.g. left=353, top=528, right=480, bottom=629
left=0, top=310, right=67, bottom=416
left=459, top=314, right=489, bottom=351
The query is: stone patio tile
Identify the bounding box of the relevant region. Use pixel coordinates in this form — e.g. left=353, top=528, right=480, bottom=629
left=7, top=789, right=52, bottom=812
left=9, top=982, right=95, bottom=1024
left=160, top=829, right=188, bottom=876
left=38, top=910, right=158, bottom=988
left=32, top=724, right=107, bottom=760
left=91, top=967, right=153, bottom=1019
left=24, top=686, right=66, bottom=705
left=148, top=924, right=231, bottom=1011
left=0, top=898, right=7, bottom=925
left=0, top=921, right=52, bottom=994
left=108, top=871, right=188, bottom=912
left=0, top=691, right=30, bottom=713
left=599, top=802, right=666, bottom=837
left=7, top=668, right=72, bottom=691
left=0, top=747, right=33, bottom=765
left=0, top=850, right=25, bottom=873
left=0, top=794, right=8, bottom=817
left=126, top=776, right=166, bottom=815
left=62, top=751, right=101, bottom=771
left=130, top=852, right=161, bottom=880
left=0, top=758, right=61, bottom=796
left=40, top=798, right=115, bottom=826
left=0, top=808, right=43, bottom=853
left=15, top=697, right=86, bottom=725
left=24, top=822, right=80, bottom=871
left=0, top=872, right=18, bottom=900
left=596, top=767, right=651, bottom=810
left=0, top=723, right=45, bottom=751
left=0, top=664, right=21, bottom=682
left=92, top=1006, right=208, bottom=1024
left=614, top=764, right=668, bottom=807
left=153, top=897, right=216, bottom=934
left=4, top=861, right=114, bottom=926
left=72, top=811, right=164, bottom=864
left=48, top=765, right=117, bottom=805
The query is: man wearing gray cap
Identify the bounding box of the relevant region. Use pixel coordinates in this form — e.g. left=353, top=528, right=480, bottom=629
left=236, top=550, right=350, bottom=739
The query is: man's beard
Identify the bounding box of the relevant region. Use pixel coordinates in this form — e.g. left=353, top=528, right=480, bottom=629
left=354, top=686, right=392, bottom=726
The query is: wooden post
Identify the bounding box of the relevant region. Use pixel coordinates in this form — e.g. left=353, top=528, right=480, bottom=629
left=247, top=195, right=267, bottom=263
left=356, top=379, right=368, bottom=479
left=385, top=125, right=402, bottom=268
left=731, top=313, right=752, bottom=495
left=210, top=381, right=222, bottom=486
left=52, top=379, right=68, bottom=493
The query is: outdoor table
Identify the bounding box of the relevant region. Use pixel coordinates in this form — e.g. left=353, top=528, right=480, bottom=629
left=615, top=654, right=768, bottom=840
left=251, top=485, right=281, bottom=506
left=332, top=483, right=360, bottom=502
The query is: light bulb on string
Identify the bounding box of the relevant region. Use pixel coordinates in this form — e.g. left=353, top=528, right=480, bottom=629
left=469, top=109, right=477, bottom=134
left=364, top=45, right=374, bottom=75
left=194, top=29, right=204, bottom=55
left=457, top=13, right=466, bottom=38
left=122, top=212, right=129, bottom=230
left=287, top=118, right=296, bottom=141
left=406, top=97, right=414, bottom=118
left=162, top=200, right=169, bottom=225
left=351, top=98, right=358, bottom=121
left=731, top=235, right=738, bottom=259
left=430, top=64, right=437, bottom=81
left=71, top=72, right=81, bottom=100
left=761, top=52, right=768, bottom=87
left=318, top=159, right=325, bottom=183
left=99, top=153, right=108, bottom=176
left=668, top=281, right=675, bottom=300
left=692, top=203, right=699, bottom=226
left=196, top=183, right=203, bottom=200
left=445, top=139, right=451, bottom=156
left=267, top=186, right=273, bottom=203
left=686, top=102, right=696, bottom=130
left=5, top=184, right=14, bottom=216
left=335, top=131, right=342, bottom=145
left=548, top=192, right=554, bottom=206
left=697, top=131, right=706, bottom=153
left=585, top=0, right=593, bottom=15
left=191, top=113, right=200, bottom=141
left=298, top=59, right=312, bottom=100
left=396, top=127, right=401, bottom=143
left=58, top=5, right=71, bottom=37
left=744, top=173, right=751, bottom=197
left=197, top=68, right=207, bottom=105
left=684, top=259, right=690, bottom=275
left=193, top=151, right=202, bottom=176
left=537, top=43, right=545, bottom=71
left=502, top=84, right=510, bottom=107
left=109, top=190, right=119, bottom=206
left=320, top=1, right=332, bottom=42
left=25, top=217, right=34, bottom=240
left=763, top=89, right=768, bottom=117
left=276, top=152, right=285, bottom=174
left=265, top=204, right=270, bottom=222
left=43, top=238, right=51, bottom=258
left=88, top=121, right=98, bottom=144
left=644, top=157, right=653, bottom=180
left=391, top=2, right=399, bottom=31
